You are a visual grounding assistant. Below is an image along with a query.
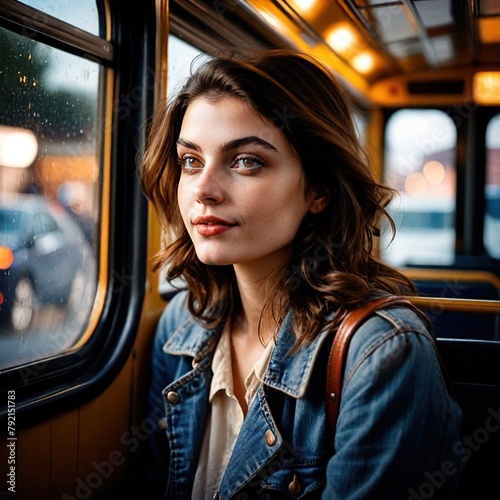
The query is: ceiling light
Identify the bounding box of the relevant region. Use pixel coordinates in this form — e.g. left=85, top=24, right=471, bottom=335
left=290, top=0, right=316, bottom=13
left=326, top=25, right=355, bottom=53
left=352, top=52, right=375, bottom=74
left=473, top=72, right=500, bottom=104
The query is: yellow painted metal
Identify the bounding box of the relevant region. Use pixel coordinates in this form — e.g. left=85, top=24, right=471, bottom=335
left=410, top=296, right=500, bottom=314
left=403, top=268, right=500, bottom=289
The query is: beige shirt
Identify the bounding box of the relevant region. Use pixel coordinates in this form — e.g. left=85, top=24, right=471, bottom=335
left=191, top=326, right=274, bottom=500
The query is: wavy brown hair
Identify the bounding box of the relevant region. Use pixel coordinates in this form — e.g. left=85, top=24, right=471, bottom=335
left=140, top=49, right=417, bottom=348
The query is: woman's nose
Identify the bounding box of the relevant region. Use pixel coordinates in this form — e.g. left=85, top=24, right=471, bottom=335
left=193, top=165, right=225, bottom=205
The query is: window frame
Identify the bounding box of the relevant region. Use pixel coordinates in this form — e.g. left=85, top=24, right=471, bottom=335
left=0, top=0, right=112, bottom=62
left=0, top=0, right=154, bottom=429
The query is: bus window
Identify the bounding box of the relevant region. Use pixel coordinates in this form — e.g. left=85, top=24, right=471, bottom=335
left=18, top=0, right=100, bottom=36
left=0, top=24, right=100, bottom=367
left=381, top=109, right=457, bottom=267
left=484, top=114, right=500, bottom=258
left=167, top=35, right=206, bottom=97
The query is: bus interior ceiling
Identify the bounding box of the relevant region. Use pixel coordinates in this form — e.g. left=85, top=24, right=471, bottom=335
left=185, top=0, right=500, bottom=105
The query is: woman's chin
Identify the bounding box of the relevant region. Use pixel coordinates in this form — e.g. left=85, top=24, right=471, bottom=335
left=196, top=253, right=234, bottom=266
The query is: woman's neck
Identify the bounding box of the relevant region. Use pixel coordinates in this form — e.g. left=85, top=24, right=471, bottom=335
left=232, top=267, right=280, bottom=345
left=230, top=268, right=279, bottom=415
left=231, top=248, right=290, bottom=341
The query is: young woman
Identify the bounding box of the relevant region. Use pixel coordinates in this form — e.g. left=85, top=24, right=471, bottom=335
left=141, top=49, right=464, bottom=499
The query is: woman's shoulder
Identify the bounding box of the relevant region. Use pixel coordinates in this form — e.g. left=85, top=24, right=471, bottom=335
left=351, top=302, right=432, bottom=343
left=343, top=304, right=436, bottom=378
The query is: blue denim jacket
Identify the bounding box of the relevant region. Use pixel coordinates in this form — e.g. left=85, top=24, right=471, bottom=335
left=148, top=291, right=464, bottom=499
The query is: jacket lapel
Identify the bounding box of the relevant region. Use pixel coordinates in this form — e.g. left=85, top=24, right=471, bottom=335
left=262, top=313, right=333, bottom=398
left=217, top=384, right=295, bottom=498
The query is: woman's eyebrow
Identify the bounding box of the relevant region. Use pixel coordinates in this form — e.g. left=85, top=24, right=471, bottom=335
left=176, top=138, right=200, bottom=151
left=176, top=136, right=278, bottom=153
left=220, top=136, right=278, bottom=153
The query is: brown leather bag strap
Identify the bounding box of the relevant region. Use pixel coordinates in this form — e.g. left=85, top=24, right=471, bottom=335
left=326, top=295, right=418, bottom=432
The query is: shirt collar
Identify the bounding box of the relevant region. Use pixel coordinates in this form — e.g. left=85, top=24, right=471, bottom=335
left=209, top=325, right=233, bottom=401
left=210, top=326, right=275, bottom=403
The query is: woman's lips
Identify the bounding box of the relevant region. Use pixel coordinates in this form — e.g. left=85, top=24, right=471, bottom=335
left=193, top=216, right=236, bottom=236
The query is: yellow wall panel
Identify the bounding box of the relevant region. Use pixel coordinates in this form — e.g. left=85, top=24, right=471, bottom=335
left=16, top=420, right=52, bottom=500
left=50, top=408, right=79, bottom=498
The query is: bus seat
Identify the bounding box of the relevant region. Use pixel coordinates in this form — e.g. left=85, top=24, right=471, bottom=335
left=415, top=279, right=499, bottom=340
left=407, top=255, right=500, bottom=279
left=403, top=269, right=500, bottom=341
left=437, top=339, right=500, bottom=499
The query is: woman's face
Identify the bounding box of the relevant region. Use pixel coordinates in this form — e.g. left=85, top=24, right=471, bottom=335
left=176, top=96, right=315, bottom=277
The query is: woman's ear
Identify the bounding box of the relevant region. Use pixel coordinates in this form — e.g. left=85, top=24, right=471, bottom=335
left=309, top=186, right=329, bottom=214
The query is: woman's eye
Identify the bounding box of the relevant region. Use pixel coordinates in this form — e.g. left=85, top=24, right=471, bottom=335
left=178, top=155, right=203, bottom=172
left=233, top=156, right=264, bottom=171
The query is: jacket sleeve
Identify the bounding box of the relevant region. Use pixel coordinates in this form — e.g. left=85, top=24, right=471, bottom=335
left=322, top=313, right=464, bottom=499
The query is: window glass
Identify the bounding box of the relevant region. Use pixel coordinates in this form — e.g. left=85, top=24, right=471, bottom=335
left=167, top=36, right=206, bottom=97
left=0, top=211, right=21, bottom=232
left=0, top=26, right=100, bottom=368
left=32, top=212, right=59, bottom=235
left=484, top=114, right=500, bottom=258
left=17, top=0, right=100, bottom=36
left=381, top=109, right=457, bottom=266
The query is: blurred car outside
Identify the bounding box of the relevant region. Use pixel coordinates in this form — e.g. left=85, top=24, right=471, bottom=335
left=0, top=193, right=94, bottom=334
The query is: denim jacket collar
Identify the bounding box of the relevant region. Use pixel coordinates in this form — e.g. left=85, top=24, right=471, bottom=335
left=162, top=310, right=333, bottom=399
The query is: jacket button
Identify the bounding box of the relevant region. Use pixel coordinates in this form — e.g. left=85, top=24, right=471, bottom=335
left=288, top=474, right=301, bottom=496
left=166, top=391, right=180, bottom=404
left=157, top=417, right=167, bottom=431
left=265, top=430, right=276, bottom=446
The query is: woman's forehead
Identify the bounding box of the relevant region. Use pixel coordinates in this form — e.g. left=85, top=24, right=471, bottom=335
left=179, top=96, right=291, bottom=151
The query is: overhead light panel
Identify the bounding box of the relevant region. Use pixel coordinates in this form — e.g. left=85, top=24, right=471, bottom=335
left=473, top=72, right=500, bottom=104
